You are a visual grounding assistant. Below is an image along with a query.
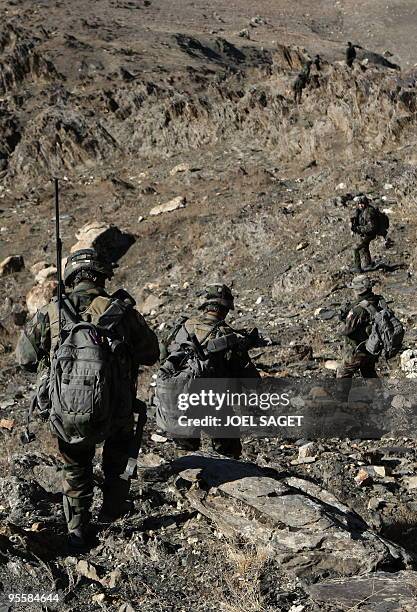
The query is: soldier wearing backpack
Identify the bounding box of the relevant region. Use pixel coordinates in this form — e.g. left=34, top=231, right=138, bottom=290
left=351, top=195, right=389, bottom=272
left=292, top=61, right=312, bottom=104
left=158, top=283, right=260, bottom=459
left=16, top=249, right=159, bottom=551
left=346, top=42, right=363, bottom=68
left=336, top=275, right=403, bottom=402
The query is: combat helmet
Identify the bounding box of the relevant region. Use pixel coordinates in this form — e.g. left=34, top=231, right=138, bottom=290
left=355, top=193, right=370, bottom=205
left=63, top=248, right=114, bottom=287
left=350, top=274, right=373, bottom=295
left=198, top=283, right=235, bottom=311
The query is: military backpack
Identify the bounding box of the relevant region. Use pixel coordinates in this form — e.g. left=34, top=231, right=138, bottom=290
left=359, top=299, right=404, bottom=359
left=374, top=208, right=390, bottom=238
left=48, top=293, right=134, bottom=445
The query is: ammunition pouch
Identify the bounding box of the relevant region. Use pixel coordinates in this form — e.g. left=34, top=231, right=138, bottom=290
left=97, top=298, right=133, bottom=331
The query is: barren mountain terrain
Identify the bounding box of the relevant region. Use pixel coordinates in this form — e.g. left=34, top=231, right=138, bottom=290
left=1, top=0, right=417, bottom=610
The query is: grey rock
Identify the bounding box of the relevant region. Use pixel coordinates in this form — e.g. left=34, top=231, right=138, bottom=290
left=149, top=196, right=186, bottom=216
left=308, top=571, right=417, bottom=611
left=0, top=476, right=46, bottom=518
left=33, top=465, right=62, bottom=494
left=179, top=455, right=412, bottom=581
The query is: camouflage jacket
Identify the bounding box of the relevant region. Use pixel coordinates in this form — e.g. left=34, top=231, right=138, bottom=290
left=16, top=281, right=160, bottom=374
left=161, top=311, right=260, bottom=379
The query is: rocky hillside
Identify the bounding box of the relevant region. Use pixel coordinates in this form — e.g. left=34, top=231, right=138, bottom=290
left=1, top=1, right=417, bottom=610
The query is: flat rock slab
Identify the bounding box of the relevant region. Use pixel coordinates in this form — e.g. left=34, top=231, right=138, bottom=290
left=171, top=452, right=265, bottom=487
left=308, top=571, right=417, bottom=611
left=176, top=454, right=411, bottom=582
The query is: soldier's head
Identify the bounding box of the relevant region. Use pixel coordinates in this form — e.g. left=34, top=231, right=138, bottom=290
left=356, top=194, right=369, bottom=209
left=351, top=274, right=373, bottom=297
left=64, top=248, right=114, bottom=288
left=198, top=283, right=234, bottom=319
left=347, top=41, right=352, bottom=47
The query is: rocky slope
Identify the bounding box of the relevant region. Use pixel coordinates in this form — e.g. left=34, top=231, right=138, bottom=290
left=1, top=1, right=417, bottom=610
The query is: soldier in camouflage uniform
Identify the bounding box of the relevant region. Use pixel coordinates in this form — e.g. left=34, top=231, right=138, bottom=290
left=351, top=195, right=379, bottom=272
left=336, top=275, right=386, bottom=402
left=346, top=42, right=362, bottom=68
left=16, top=249, right=159, bottom=550
left=292, top=61, right=312, bottom=104
left=160, top=284, right=259, bottom=459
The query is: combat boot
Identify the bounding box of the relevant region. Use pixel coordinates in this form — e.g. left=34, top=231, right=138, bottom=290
left=68, top=527, right=91, bottom=553
left=99, top=477, right=133, bottom=523
left=63, top=496, right=94, bottom=553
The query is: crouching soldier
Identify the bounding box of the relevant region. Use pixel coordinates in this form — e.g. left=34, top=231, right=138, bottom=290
left=157, top=283, right=260, bottom=459
left=16, top=249, right=159, bottom=551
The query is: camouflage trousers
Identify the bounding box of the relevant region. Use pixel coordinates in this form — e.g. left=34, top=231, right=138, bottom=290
left=293, top=83, right=303, bottom=104
left=353, top=235, right=374, bottom=270
left=58, top=417, right=135, bottom=533
left=336, top=352, right=378, bottom=404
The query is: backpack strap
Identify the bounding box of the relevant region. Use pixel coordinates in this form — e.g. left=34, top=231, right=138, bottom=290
left=358, top=299, right=378, bottom=319
left=165, top=315, right=189, bottom=348
left=48, top=294, right=81, bottom=353
left=61, top=294, right=81, bottom=325
left=377, top=297, right=389, bottom=310
left=199, top=320, right=224, bottom=347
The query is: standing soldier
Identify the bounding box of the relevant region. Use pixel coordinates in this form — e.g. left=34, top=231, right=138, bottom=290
left=336, top=275, right=386, bottom=401
left=16, top=249, right=159, bottom=551
left=346, top=42, right=363, bottom=67
left=351, top=195, right=385, bottom=272
left=158, top=283, right=260, bottom=459
left=292, top=60, right=312, bottom=104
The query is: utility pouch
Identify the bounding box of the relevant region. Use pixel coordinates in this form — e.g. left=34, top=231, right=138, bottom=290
left=206, top=333, right=238, bottom=353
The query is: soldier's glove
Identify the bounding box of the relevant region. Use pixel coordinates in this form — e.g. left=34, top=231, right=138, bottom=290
left=37, top=408, right=50, bottom=422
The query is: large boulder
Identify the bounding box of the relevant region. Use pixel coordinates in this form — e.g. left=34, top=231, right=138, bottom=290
left=26, top=280, right=57, bottom=315
left=71, top=222, right=135, bottom=262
